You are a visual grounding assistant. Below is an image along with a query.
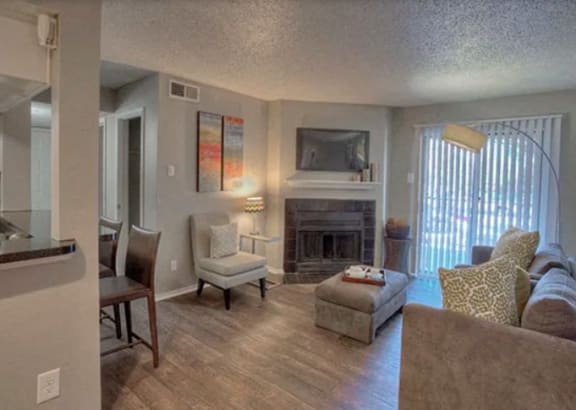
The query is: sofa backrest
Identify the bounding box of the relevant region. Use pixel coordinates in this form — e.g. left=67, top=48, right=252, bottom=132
left=522, top=268, right=576, bottom=341
left=528, top=243, right=571, bottom=279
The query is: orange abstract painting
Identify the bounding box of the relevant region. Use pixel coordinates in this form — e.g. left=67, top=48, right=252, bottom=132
left=197, top=111, right=223, bottom=192
left=222, top=116, right=244, bottom=191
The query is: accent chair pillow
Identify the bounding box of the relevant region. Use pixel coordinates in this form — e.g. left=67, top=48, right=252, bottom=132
left=210, top=222, right=238, bottom=258
left=491, top=227, right=540, bottom=270
left=439, top=256, right=519, bottom=326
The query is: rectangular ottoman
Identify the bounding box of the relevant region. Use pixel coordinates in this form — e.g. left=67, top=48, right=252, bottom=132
left=314, top=270, right=410, bottom=344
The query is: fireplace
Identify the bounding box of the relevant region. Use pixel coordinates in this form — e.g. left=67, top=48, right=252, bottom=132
left=284, top=199, right=375, bottom=282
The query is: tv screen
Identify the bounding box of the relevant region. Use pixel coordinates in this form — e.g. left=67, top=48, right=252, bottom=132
left=296, top=128, right=369, bottom=171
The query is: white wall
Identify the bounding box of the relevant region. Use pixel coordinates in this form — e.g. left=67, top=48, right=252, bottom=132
left=31, top=127, right=51, bottom=210
left=0, top=13, right=47, bottom=111
left=388, top=88, right=576, bottom=258
left=155, top=73, right=269, bottom=295
left=0, top=0, right=102, bottom=409
left=265, top=100, right=391, bottom=270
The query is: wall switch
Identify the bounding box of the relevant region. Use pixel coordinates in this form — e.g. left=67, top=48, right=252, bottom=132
left=37, top=368, right=60, bottom=404
left=407, top=172, right=415, bottom=185
left=170, top=259, right=178, bottom=272
left=167, top=165, right=176, bottom=177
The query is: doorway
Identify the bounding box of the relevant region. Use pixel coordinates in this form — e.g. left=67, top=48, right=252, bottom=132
left=118, top=111, right=144, bottom=230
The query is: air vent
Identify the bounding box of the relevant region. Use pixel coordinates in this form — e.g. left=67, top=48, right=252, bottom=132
left=169, top=80, right=200, bottom=103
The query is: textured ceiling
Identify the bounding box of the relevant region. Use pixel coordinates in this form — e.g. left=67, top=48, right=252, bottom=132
left=101, top=0, right=576, bottom=106
left=100, top=61, right=154, bottom=89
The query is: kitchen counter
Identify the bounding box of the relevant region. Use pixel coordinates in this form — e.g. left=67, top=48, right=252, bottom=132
left=0, top=211, right=76, bottom=266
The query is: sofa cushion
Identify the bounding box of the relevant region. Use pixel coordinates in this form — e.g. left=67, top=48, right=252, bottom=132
left=491, top=227, right=539, bottom=270
left=199, top=251, right=266, bottom=276
left=522, top=268, right=576, bottom=341
left=439, top=256, right=518, bottom=326
left=315, top=271, right=410, bottom=314
left=528, top=243, right=571, bottom=279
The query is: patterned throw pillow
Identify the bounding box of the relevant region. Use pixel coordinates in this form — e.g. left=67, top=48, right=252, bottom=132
left=439, top=256, right=519, bottom=326
left=516, top=266, right=531, bottom=318
left=210, top=223, right=238, bottom=258
left=491, top=227, right=540, bottom=270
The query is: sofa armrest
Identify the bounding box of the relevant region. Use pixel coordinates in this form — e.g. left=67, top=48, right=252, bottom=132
left=399, top=304, right=576, bottom=410
left=471, top=245, right=493, bottom=265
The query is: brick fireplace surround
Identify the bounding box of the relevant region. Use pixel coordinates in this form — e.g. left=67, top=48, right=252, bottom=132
left=283, top=199, right=376, bottom=283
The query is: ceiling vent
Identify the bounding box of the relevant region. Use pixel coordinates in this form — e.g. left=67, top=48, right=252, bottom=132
left=169, top=79, right=200, bottom=103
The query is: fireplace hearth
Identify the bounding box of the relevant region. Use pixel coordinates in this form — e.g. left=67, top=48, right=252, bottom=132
left=284, top=199, right=375, bottom=283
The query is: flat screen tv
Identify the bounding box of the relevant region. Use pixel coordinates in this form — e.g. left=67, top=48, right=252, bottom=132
left=296, top=128, right=369, bottom=171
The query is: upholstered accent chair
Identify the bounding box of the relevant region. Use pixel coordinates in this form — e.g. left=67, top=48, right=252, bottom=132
left=190, top=213, right=267, bottom=310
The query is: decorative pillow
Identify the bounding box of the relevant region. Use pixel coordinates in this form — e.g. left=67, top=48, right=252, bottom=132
left=439, top=256, right=518, bottom=326
left=491, top=227, right=540, bottom=270
left=210, top=223, right=238, bottom=258
left=516, top=267, right=531, bottom=318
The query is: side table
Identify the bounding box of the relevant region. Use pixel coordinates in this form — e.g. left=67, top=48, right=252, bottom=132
left=240, top=233, right=282, bottom=289
left=383, top=237, right=412, bottom=274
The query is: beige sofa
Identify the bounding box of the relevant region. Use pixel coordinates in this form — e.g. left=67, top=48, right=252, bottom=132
left=399, top=244, right=576, bottom=409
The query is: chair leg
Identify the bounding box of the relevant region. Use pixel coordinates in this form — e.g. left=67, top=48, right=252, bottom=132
left=197, top=278, right=205, bottom=296
left=224, top=289, right=231, bottom=310
left=124, top=301, right=132, bottom=344
left=147, top=293, right=160, bottom=368
left=113, top=304, right=122, bottom=339
left=259, top=278, right=266, bottom=300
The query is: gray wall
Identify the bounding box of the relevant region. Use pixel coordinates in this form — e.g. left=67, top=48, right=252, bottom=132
left=0, top=0, right=102, bottom=408
left=31, top=127, right=51, bottom=210
left=155, top=73, right=269, bottom=295
left=114, top=74, right=159, bottom=229
left=1, top=100, right=31, bottom=210
left=265, top=100, right=391, bottom=270
left=388, top=89, right=576, bottom=258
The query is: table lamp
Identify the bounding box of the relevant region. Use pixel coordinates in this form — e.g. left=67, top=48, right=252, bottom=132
left=244, top=196, right=264, bottom=235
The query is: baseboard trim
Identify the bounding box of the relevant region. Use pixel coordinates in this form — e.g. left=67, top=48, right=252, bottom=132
left=267, top=266, right=285, bottom=275
left=156, top=269, right=282, bottom=302
left=155, top=284, right=199, bottom=302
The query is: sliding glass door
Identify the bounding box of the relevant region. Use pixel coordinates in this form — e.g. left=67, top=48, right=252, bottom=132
left=416, top=116, right=561, bottom=277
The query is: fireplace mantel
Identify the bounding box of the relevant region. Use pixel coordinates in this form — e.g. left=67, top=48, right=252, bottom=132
left=285, top=178, right=380, bottom=190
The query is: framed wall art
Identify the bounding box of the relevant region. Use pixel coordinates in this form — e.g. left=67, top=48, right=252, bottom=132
left=222, top=116, right=244, bottom=191
left=197, top=111, right=223, bottom=192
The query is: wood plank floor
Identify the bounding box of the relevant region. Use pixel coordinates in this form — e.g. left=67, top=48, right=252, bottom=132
left=101, top=278, right=441, bottom=410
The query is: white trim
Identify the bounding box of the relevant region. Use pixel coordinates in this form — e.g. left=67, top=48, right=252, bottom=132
left=413, top=114, right=564, bottom=129
left=285, top=179, right=380, bottom=190
left=267, top=266, right=284, bottom=275
left=155, top=284, right=203, bottom=302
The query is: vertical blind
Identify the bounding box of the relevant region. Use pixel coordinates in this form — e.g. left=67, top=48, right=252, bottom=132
left=416, top=115, right=561, bottom=277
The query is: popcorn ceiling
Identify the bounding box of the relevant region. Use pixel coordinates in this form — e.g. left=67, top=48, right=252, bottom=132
left=101, top=0, right=576, bottom=106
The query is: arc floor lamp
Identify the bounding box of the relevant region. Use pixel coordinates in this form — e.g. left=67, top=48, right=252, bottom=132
left=442, top=123, right=561, bottom=242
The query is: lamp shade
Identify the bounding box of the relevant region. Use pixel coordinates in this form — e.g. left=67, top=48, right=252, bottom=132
left=442, top=123, right=487, bottom=153
left=244, top=197, right=264, bottom=213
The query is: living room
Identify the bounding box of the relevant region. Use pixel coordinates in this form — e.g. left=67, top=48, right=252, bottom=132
left=1, top=1, right=576, bottom=409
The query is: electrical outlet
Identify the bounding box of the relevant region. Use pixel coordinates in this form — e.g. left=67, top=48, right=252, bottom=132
left=407, top=172, right=415, bottom=185
left=37, top=368, right=60, bottom=404
left=167, top=165, right=176, bottom=177
left=170, top=259, right=178, bottom=272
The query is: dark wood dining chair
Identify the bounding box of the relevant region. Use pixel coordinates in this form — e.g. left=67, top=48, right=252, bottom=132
left=99, top=225, right=162, bottom=367
left=99, top=217, right=123, bottom=339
